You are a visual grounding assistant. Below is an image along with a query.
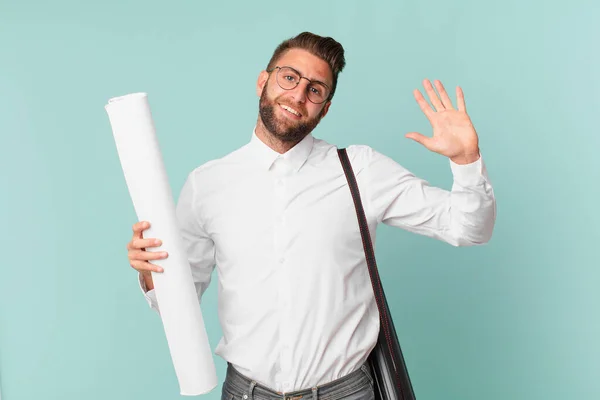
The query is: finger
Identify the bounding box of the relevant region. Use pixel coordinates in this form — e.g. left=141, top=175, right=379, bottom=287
left=423, top=79, right=445, bottom=112
left=132, top=238, right=162, bottom=250
left=413, top=89, right=434, bottom=119
left=456, top=86, right=467, bottom=112
left=405, top=132, right=434, bottom=149
left=434, top=80, right=455, bottom=110
left=129, top=249, right=169, bottom=261
left=132, top=221, right=150, bottom=239
left=130, top=259, right=164, bottom=273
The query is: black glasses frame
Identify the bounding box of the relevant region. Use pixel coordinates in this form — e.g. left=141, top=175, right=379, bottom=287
left=266, top=66, right=332, bottom=104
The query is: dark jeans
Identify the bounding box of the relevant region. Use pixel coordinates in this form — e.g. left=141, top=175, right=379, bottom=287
left=221, top=362, right=375, bottom=400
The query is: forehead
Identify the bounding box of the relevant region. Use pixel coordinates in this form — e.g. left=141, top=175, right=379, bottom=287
left=275, top=48, right=333, bottom=84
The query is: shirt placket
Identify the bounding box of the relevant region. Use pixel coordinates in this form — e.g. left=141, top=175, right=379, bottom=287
left=272, top=157, right=293, bottom=393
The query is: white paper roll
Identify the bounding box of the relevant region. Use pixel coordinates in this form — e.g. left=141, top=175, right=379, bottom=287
left=105, top=92, right=217, bottom=396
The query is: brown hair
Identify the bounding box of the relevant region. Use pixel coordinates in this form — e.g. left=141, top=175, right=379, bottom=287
left=266, top=32, right=346, bottom=100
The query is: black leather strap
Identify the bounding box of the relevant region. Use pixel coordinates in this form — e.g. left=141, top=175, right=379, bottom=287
left=337, top=148, right=416, bottom=400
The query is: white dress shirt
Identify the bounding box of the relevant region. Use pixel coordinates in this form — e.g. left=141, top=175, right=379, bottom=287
left=139, top=129, right=496, bottom=393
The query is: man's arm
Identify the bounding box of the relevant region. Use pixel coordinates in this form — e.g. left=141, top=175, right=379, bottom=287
left=142, top=273, right=154, bottom=291
left=358, top=79, right=495, bottom=245
left=138, top=170, right=216, bottom=314
left=360, top=145, right=496, bottom=246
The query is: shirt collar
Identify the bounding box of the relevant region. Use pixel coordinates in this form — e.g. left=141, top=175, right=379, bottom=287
left=249, top=128, right=314, bottom=172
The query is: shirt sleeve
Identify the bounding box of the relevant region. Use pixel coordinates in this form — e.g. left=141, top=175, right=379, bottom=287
left=138, top=169, right=217, bottom=314
left=360, top=146, right=496, bottom=247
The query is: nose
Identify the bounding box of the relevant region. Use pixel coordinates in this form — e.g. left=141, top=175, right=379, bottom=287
left=289, top=79, right=310, bottom=104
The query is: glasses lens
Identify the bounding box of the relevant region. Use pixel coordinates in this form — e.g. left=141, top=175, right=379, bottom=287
left=307, top=82, right=329, bottom=104
left=277, top=67, right=300, bottom=90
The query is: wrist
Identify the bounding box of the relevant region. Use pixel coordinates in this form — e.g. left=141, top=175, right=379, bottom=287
left=450, top=150, right=480, bottom=165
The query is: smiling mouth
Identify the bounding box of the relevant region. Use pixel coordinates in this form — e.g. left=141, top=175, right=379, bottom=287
left=279, top=103, right=302, bottom=117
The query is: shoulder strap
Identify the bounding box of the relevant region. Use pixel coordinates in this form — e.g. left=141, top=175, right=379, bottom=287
left=337, top=147, right=416, bottom=400
left=336, top=147, right=385, bottom=310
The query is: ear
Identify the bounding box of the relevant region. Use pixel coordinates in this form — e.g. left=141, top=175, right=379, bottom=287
left=319, top=101, right=332, bottom=120
left=256, top=70, right=269, bottom=97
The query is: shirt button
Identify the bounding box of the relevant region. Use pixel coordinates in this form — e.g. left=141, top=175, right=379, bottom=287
left=279, top=258, right=285, bottom=264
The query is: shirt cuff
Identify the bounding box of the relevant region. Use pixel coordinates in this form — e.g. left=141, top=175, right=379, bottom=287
left=138, top=272, right=160, bottom=313
left=449, top=154, right=486, bottom=187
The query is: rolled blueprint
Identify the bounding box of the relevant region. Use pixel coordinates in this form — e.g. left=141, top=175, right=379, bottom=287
left=105, top=93, right=217, bottom=396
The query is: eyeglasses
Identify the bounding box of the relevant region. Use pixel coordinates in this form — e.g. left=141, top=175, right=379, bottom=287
left=266, top=66, right=332, bottom=104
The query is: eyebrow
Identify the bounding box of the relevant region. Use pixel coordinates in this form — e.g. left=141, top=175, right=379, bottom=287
left=286, top=65, right=331, bottom=88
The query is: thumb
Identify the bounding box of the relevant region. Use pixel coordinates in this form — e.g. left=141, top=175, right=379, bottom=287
left=405, top=132, right=433, bottom=149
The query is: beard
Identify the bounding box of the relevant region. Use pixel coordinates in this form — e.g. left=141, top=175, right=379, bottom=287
left=259, top=81, right=325, bottom=143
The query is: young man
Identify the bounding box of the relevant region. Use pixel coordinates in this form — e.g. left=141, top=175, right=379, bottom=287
left=126, top=32, right=496, bottom=400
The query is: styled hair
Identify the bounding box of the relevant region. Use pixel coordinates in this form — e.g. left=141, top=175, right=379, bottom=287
left=266, top=32, right=346, bottom=100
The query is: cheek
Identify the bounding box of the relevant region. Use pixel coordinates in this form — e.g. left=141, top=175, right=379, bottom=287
left=268, top=82, right=287, bottom=100
left=308, top=104, right=326, bottom=119
left=272, top=91, right=292, bottom=104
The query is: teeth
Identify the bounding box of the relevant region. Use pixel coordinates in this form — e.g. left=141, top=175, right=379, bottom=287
left=280, top=104, right=300, bottom=116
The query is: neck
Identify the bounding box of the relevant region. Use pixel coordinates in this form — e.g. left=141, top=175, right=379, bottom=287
left=254, top=116, right=304, bottom=154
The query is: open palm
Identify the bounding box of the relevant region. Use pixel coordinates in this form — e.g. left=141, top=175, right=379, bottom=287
left=405, top=79, right=480, bottom=163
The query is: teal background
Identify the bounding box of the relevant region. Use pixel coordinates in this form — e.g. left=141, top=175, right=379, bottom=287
left=0, top=0, right=598, bottom=399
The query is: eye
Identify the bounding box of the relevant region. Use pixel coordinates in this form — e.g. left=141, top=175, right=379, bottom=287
left=309, top=86, right=321, bottom=95
left=283, top=74, right=298, bottom=83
